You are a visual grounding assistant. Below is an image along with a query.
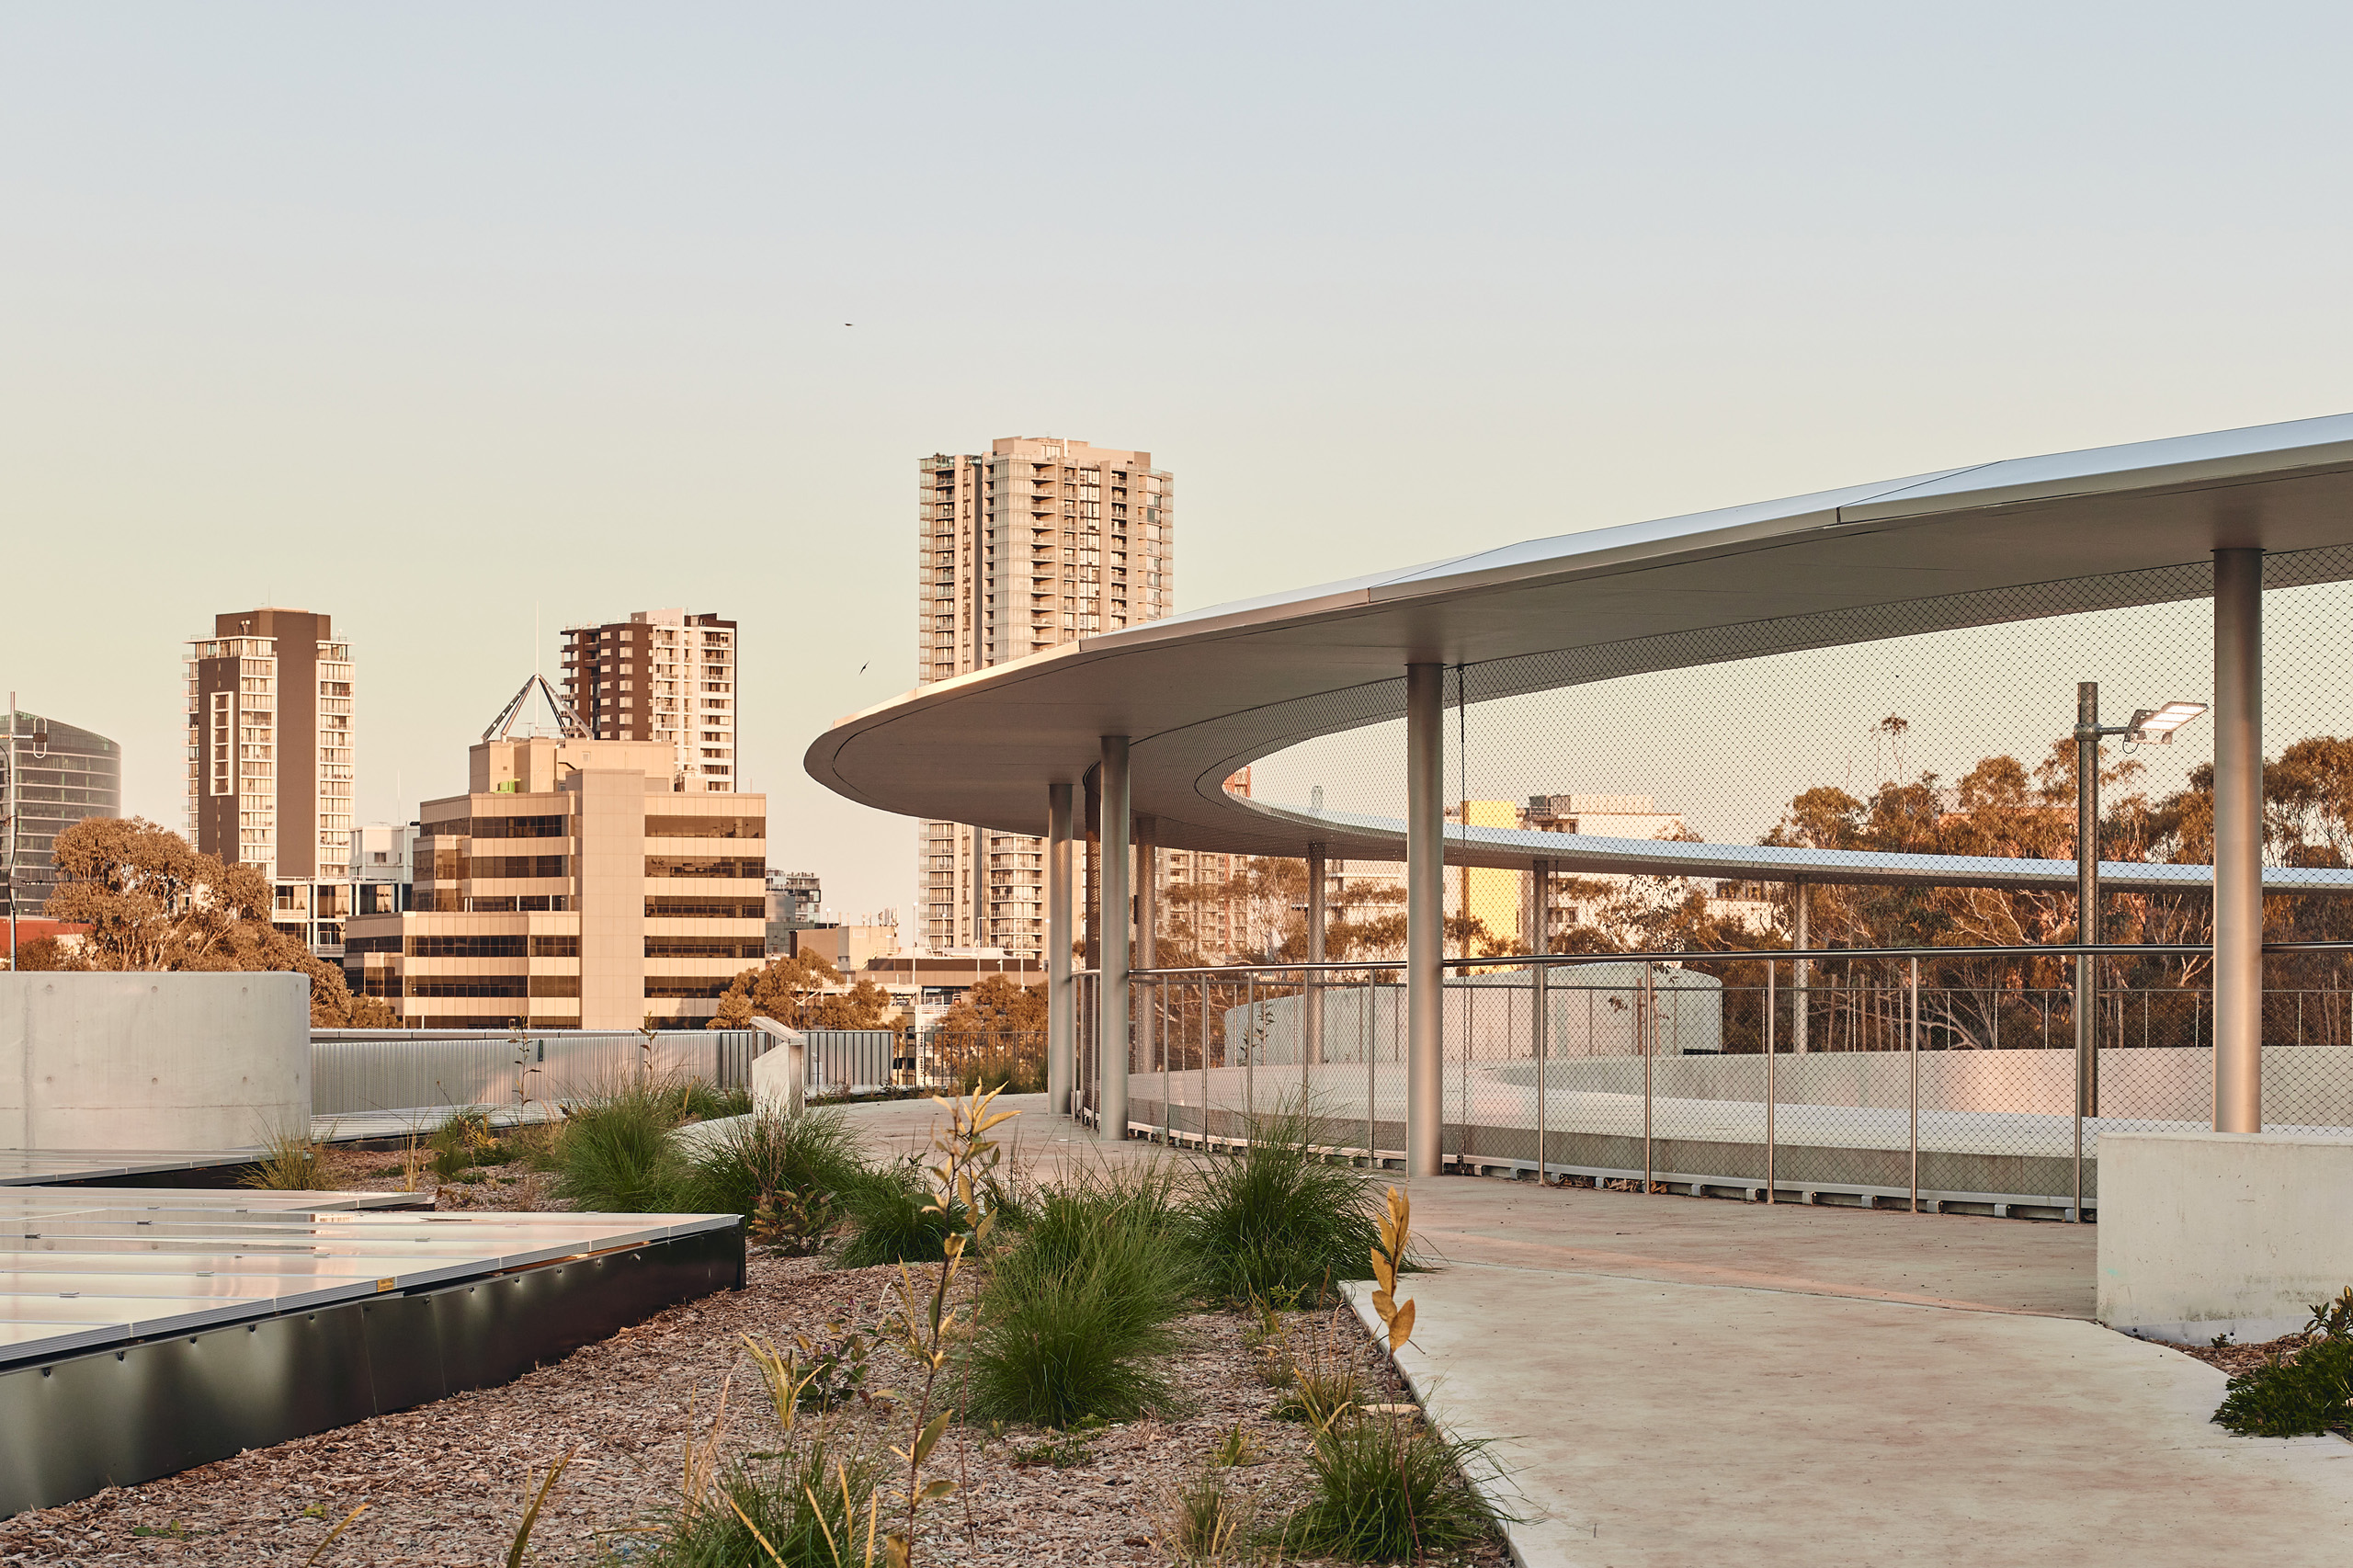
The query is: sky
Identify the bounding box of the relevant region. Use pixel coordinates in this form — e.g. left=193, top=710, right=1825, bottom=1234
left=6, top=2, right=2353, bottom=923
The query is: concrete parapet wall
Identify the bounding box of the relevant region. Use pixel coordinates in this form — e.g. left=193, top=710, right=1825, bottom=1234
left=2097, top=1130, right=2353, bottom=1344
left=0, top=972, right=309, bottom=1151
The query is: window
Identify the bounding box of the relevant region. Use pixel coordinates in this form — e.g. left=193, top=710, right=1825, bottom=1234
left=645, top=856, right=760, bottom=879
left=643, top=815, right=763, bottom=839
left=645, top=937, right=766, bottom=958
left=645, top=896, right=764, bottom=919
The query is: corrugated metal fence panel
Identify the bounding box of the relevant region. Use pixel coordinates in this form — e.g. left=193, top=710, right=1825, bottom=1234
left=311, top=1029, right=767, bottom=1115
left=800, top=1030, right=898, bottom=1090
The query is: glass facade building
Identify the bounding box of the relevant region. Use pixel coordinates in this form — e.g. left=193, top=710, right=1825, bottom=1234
left=3, top=710, right=123, bottom=919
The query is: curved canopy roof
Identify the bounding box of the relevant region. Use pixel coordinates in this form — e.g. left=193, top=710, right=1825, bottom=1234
left=806, top=412, right=2353, bottom=889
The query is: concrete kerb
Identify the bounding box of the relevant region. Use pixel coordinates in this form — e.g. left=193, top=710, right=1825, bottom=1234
left=1338, top=1278, right=1540, bottom=1568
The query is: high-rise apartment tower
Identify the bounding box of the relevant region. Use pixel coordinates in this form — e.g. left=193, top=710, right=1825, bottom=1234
left=184, top=608, right=356, bottom=953
left=915, top=437, right=1174, bottom=955
left=559, top=609, right=738, bottom=791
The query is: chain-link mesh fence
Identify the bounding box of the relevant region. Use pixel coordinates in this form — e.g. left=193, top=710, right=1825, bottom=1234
left=1063, top=558, right=2353, bottom=1216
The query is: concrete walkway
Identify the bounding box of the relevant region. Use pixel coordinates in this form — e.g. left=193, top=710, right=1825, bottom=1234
left=831, top=1097, right=2353, bottom=1566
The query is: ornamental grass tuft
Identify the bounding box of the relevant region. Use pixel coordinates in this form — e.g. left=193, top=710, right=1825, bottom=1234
left=550, top=1079, right=688, bottom=1212
left=1184, top=1102, right=1387, bottom=1305
left=636, top=1441, right=881, bottom=1568
left=963, top=1163, right=1196, bottom=1427
left=832, top=1160, right=957, bottom=1267
left=680, top=1106, right=862, bottom=1221
left=1287, top=1412, right=1503, bottom=1562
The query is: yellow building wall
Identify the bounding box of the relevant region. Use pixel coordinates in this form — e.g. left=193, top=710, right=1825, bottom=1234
left=1457, top=799, right=1522, bottom=950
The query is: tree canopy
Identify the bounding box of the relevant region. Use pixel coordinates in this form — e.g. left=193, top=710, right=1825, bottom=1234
left=931, top=973, right=1046, bottom=1038
left=709, top=951, right=904, bottom=1033
left=39, top=816, right=396, bottom=1027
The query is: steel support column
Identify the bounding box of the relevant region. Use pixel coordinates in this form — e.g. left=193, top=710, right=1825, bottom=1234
left=2075, top=680, right=2100, bottom=1213
left=1097, top=736, right=1132, bottom=1144
left=1304, top=842, right=1327, bottom=1065
left=1136, top=813, right=1157, bottom=1112
left=2214, top=548, right=2264, bottom=1133
left=1046, top=781, right=1074, bottom=1119
left=1405, top=663, right=1444, bottom=1178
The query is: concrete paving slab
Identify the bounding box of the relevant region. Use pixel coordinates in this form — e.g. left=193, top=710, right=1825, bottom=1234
left=1355, top=1262, right=2353, bottom=1567
left=1402, top=1176, right=2097, bottom=1318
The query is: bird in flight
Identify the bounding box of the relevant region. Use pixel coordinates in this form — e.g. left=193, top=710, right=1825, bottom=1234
left=859, top=662, right=869, bottom=675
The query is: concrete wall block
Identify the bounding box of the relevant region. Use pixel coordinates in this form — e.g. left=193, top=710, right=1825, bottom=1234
left=2097, top=1130, right=2353, bottom=1344
left=0, top=972, right=310, bottom=1151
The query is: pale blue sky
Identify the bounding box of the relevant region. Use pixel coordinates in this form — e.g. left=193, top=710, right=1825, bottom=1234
left=6, top=3, right=2352, bottom=919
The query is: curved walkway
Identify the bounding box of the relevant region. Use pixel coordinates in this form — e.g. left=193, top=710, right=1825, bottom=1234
left=822, top=1097, right=2353, bottom=1566
left=1359, top=1177, right=2353, bottom=1567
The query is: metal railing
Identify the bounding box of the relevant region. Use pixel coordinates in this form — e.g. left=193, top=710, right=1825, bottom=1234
left=1073, top=944, right=2353, bottom=1221
left=312, top=1028, right=767, bottom=1117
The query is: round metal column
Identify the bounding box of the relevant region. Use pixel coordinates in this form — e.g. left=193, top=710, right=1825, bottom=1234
left=1046, top=780, right=1074, bottom=1119
left=1097, top=736, right=1132, bottom=1144
left=2213, top=548, right=2264, bottom=1133
left=1405, top=664, right=1444, bottom=1178
left=1304, top=842, right=1327, bottom=1065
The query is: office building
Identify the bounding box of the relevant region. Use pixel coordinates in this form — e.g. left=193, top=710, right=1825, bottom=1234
left=1, top=710, right=121, bottom=921
left=765, top=869, right=823, bottom=955
left=342, top=690, right=766, bottom=1029
left=184, top=608, right=355, bottom=954
left=915, top=436, right=1174, bottom=956
left=558, top=609, right=738, bottom=792
left=348, top=823, right=416, bottom=917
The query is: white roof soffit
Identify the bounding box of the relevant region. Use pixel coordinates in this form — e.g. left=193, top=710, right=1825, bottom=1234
left=806, top=412, right=2353, bottom=875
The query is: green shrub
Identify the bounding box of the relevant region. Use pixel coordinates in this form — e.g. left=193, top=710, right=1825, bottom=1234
left=1184, top=1104, right=1386, bottom=1304
left=2216, top=1336, right=2353, bottom=1437
left=551, top=1089, right=688, bottom=1212
left=681, top=1107, right=862, bottom=1221
left=832, top=1162, right=956, bottom=1267
left=964, top=1165, right=1194, bottom=1427
left=1287, top=1414, right=1502, bottom=1561
left=636, top=1441, right=879, bottom=1567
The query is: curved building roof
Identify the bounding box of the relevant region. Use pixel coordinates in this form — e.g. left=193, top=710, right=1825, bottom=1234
left=806, top=412, right=2353, bottom=889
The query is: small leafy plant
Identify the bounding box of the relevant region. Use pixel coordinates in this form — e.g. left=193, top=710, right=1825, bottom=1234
left=2214, top=1284, right=2353, bottom=1437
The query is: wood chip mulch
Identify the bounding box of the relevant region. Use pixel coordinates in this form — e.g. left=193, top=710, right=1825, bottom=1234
left=2175, top=1331, right=2314, bottom=1379
left=0, top=1221, right=1513, bottom=1566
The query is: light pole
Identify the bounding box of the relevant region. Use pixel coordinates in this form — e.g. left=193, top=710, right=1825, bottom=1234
left=2072, top=684, right=2206, bottom=1212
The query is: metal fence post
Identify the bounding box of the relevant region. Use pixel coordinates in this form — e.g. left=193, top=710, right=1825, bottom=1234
left=1200, top=974, right=1211, bottom=1149
left=2072, top=955, right=2085, bottom=1223
left=1364, top=974, right=1377, bottom=1166
left=1245, top=969, right=1256, bottom=1126
left=1534, top=960, right=1549, bottom=1185
left=1765, top=961, right=1776, bottom=1204
left=1300, top=965, right=1311, bottom=1115
left=1643, top=960, right=1655, bottom=1193
left=1909, top=957, right=1920, bottom=1214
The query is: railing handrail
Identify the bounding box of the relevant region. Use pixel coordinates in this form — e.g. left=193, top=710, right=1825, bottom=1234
left=1089, top=939, right=2353, bottom=982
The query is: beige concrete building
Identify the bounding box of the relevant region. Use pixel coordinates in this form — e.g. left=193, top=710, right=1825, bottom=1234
left=184, top=608, right=357, bottom=955
left=344, top=727, right=766, bottom=1029
left=915, top=437, right=1174, bottom=957
left=558, top=609, right=739, bottom=791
